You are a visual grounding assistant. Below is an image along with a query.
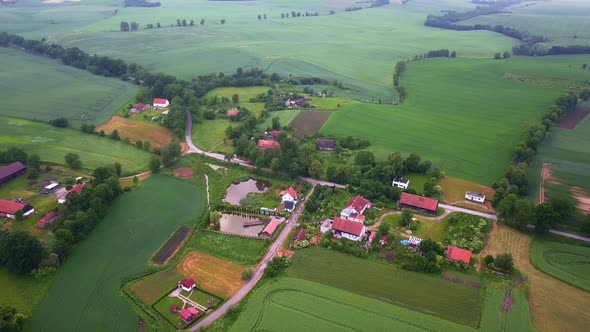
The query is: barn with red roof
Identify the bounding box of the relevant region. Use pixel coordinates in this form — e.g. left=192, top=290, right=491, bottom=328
left=227, top=109, right=239, bottom=117
left=0, top=199, right=34, bottom=219
left=153, top=98, right=170, bottom=108
left=446, top=246, right=472, bottom=264
left=257, top=139, right=280, bottom=150
left=398, top=192, right=439, bottom=215
left=37, top=211, right=58, bottom=228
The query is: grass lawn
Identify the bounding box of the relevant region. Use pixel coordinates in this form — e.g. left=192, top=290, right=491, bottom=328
left=230, top=277, right=477, bottom=332
left=187, top=289, right=222, bottom=308
left=309, top=96, right=352, bottom=110
left=204, top=86, right=269, bottom=102
left=530, top=239, right=590, bottom=292
left=479, top=283, right=535, bottom=332
left=287, top=247, right=484, bottom=327
left=257, top=109, right=301, bottom=131
left=153, top=295, right=186, bottom=329
left=0, top=117, right=152, bottom=175
left=404, top=173, right=430, bottom=194
left=0, top=269, right=56, bottom=318
left=321, top=56, right=586, bottom=184
left=440, top=176, right=496, bottom=207
left=186, top=231, right=269, bottom=266
left=0, top=48, right=138, bottom=126
left=30, top=175, right=206, bottom=331
left=130, top=268, right=184, bottom=305
left=412, top=218, right=447, bottom=243
left=192, top=119, right=233, bottom=153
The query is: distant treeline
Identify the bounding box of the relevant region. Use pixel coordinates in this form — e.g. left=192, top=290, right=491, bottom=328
left=513, top=44, right=590, bottom=56
left=124, top=0, right=160, bottom=7
left=370, top=0, right=390, bottom=7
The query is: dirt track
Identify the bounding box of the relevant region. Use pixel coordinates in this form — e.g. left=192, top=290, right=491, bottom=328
left=539, top=162, right=549, bottom=204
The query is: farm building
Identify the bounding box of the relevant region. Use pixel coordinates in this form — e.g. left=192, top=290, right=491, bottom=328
left=332, top=217, right=366, bottom=241
left=446, top=246, right=472, bottom=264
left=340, top=195, right=371, bottom=222
left=130, top=103, right=147, bottom=113
left=379, top=235, right=390, bottom=246
left=257, top=139, right=280, bottom=150
left=153, top=98, right=169, bottom=108
left=316, top=139, right=336, bottom=151
left=57, top=183, right=85, bottom=204
left=227, top=109, right=239, bottom=117
left=0, top=199, right=34, bottom=219
left=392, top=177, right=410, bottom=189
left=408, top=236, right=422, bottom=247
left=0, top=162, right=26, bottom=187
left=261, top=218, right=281, bottom=238
left=36, top=211, right=58, bottom=228
left=178, top=278, right=196, bottom=292
left=280, top=187, right=298, bottom=203
left=44, top=181, right=59, bottom=191
left=292, top=228, right=307, bottom=241
left=465, top=192, right=485, bottom=203
left=270, top=130, right=281, bottom=138
left=320, top=219, right=333, bottom=233
left=284, top=200, right=295, bottom=212
left=398, top=192, right=439, bottom=215
left=179, top=307, right=199, bottom=323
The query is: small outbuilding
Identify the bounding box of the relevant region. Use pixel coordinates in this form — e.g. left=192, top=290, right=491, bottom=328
left=292, top=228, right=307, bottom=241
left=320, top=219, right=333, bottom=233
left=465, top=192, right=485, bottom=203
left=392, top=177, right=410, bottom=189
left=36, top=211, right=58, bottom=228
left=227, top=109, right=239, bottom=117
left=446, top=245, right=472, bottom=264
left=178, top=278, right=196, bottom=292
left=179, top=307, right=199, bottom=323
left=257, top=139, right=280, bottom=150
left=261, top=218, right=281, bottom=238
left=316, top=139, right=336, bottom=151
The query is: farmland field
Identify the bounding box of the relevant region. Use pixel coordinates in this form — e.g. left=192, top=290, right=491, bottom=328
left=30, top=175, right=206, bottom=331
left=322, top=56, right=590, bottom=184
left=0, top=48, right=138, bottom=126
left=287, top=247, right=484, bottom=327
left=530, top=239, right=590, bottom=292
left=257, top=109, right=301, bottom=131
left=96, top=116, right=177, bottom=150
left=0, top=117, right=152, bottom=175
left=481, top=224, right=590, bottom=332
left=186, top=231, right=269, bottom=266
left=290, top=110, right=332, bottom=138
left=192, top=119, right=233, bottom=153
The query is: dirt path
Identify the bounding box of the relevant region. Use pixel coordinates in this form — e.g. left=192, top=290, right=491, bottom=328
left=481, top=225, right=590, bottom=332
left=539, top=162, right=549, bottom=204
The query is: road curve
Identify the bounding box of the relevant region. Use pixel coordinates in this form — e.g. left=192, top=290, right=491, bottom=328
left=191, top=186, right=315, bottom=331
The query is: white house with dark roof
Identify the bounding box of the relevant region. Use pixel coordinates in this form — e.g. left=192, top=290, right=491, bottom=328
left=465, top=192, right=485, bottom=203
left=392, top=177, right=410, bottom=189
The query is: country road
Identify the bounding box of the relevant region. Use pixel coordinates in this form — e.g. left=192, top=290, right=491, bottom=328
left=191, top=186, right=316, bottom=331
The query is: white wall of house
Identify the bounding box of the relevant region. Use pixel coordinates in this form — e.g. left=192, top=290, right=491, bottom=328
left=320, top=219, right=333, bottom=233
left=465, top=193, right=485, bottom=203
left=392, top=180, right=409, bottom=189
left=332, top=228, right=366, bottom=242
left=23, top=209, right=34, bottom=217
left=282, top=193, right=296, bottom=202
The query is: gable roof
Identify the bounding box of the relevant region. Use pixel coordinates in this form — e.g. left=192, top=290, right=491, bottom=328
left=0, top=199, right=27, bottom=214
left=332, top=217, right=365, bottom=236
left=40, top=211, right=58, bottom=223
left=316, top=139, right=336, bottom=150
left=345, top=195, right=371, bottom=212
left=0, top=162, right=26, bottom=181
left=178, top=278, right=196, bottom=288
left=258, top=139, right=280, bottom=150
left=293, top=228, right=307, bottom=241
left=227, top=109, right=239, bottom=116
left=187, top=307, right=199, bottom=315
left=262, top=218, right=281, bottom=236
left=180, top=308, right=196, bottom=321
left=153, top=98, right=168, bottom=105
left=70, top=183, right=85, bottom=195
left=393, top=177, right=409, bottom=184
left=285, top=187, right=297, bottom=199
left=446, top=246, right=472, bottom=264
left=133, top=103, right=145, bottom=110
left=399, top=192, right=438, bottom=212
left=466, top=192, right=485, bottom=199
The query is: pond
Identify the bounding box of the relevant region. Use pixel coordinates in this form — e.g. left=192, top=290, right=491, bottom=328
left=219, top=213, right=265, bottom=237
left=224, top=179, right=269, bottom=205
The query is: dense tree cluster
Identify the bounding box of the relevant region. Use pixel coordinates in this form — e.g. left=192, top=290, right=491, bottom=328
left=370, top=0, right=390, bottom=7
left=49, top=117, right=69, bottom=128
left=124, top=0, right=160, bottom=7
left=513, top=44, right=590, bottom=56
left=0, top=305, right=27, bottom=331
left=280, top=11, right=319, bottom=18
left=0, top=231, right=45, bottom=275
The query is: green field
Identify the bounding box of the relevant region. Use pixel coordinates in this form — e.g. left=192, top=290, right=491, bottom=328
left=0, top=117, right=151, bottom=174
left=257, top=109, right=301, bottom=131
left=0, top=48, right=138, bottom=126
left=287, top=247, right=483, bottom=327
left=186, top=231, right=269, bottom=266
left=479, top=284, right=535, bottom=332
left=322, top=56, right=589, bottom=184
left=30, top=175, right=206, bottom=331
left=192, top=119, right=233, bottom=153
left=530, top=239, right=590, bottom=292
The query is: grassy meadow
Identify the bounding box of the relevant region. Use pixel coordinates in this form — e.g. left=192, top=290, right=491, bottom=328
left=0, top=48, right=138, bottom=126
left=322, top=56, right=590, bottom=184
left=185, top=231, right=269, bottom=266
left=0, top=117, right=152, bottom=174
left=287, top=247, right=484, bottom=327
left=530, top=239, right=590, bottom=292
left=30, top=175, right=206, bottom=331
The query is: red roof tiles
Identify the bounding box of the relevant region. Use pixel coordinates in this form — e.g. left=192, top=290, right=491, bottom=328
left=153, top=98, right=168, bottom=105
left=0, top=199, right=27, bottom=215
left=446, top=246, right=472, bottom=264
left=227, top=109, right=239, bottom=116
left=258, top=139, right=280, bottom=150
left=332, top=217, right=365, bottom=236
left=345, top=195, right=371, bottom=212
left=178, top=278, right=196, bottom=289
left=293, top=228, right=307, bottom=241
left=262, top=218, right=280, bottom=236
left=399, top=192, right=439, bottom=212
left=285, top=187, right=297, bottom=199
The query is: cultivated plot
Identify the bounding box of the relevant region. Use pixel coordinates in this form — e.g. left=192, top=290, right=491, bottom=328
left=530, top=239, right=590, bottom=292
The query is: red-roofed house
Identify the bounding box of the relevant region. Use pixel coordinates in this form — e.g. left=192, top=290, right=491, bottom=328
left=292, top=228, right=307, bottom=241
left=153, top=98, right=170, bottom=108
left=178, top=278, right=196, bottom=292
left=270, top=130, right=281, bottom=138
left=261, top=218, right=281, bottom=238
left=398, top=192, right=439, bottom=214
left=0, top=199, right=34, bottom=219
left=332, top=217, right=366, bottom=242
left=446, top=246, right=472, bottom=264
left=179, top=307, right=199, bottom=323
left=340, top=195, right=371, bottom=222
left=57, top=183, right=85, bottom=204
left=281, top=187, right=298, bottom=203
left=36, top=211, right=58, bottom=228
left=227, top=109, right=239, bottom=117
left=258, top=139, right=280, bottom=150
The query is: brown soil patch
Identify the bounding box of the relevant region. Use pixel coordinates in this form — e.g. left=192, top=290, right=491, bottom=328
left=481, top=225, right=590, bottom=331
left=96, top=116, right=176, bottom=150
left=289, top=111, right=332, bottom=139
left=173, top=167, right=195, bottom=179
left=178, top=251, right=247, bottom=298
left=180, top=142, right=189, bottom=154
left=276, top=247, right=294, bottom=259
left=571, top=186, right=590, bottom=214
left=440, top=176, right=495, bottom=210
left=441, top=271, right=481, bottom=288
left=558, top=104, right=590, bottom=130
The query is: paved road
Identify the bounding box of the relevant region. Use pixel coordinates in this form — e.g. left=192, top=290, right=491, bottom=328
left=438, top=203, right=497, bottom=220
left=191, top=186, right=315, bottom=331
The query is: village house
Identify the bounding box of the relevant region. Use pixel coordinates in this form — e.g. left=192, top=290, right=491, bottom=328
left=392, top=177, right=410, bottom=189
left=465, top=192, right=485, bottom=203
left=0, top=162, right=26, bottom=187
left=36, top=211, right=58, bottom=228
left=130, top=102, right=147, bottom=113
left=178, top=278, right=196, bottom=292
left=261, top=218, right=281, bottom=238
left=280, top=187, right=297, bottom=203
left=0, top=199, right=34, bottom=219
left=332, top=217, right=366, bottom=242
left=270, top=130, right=281, bottom=138
left=340, top=195, right=372, bottom=222
left=316, top=139, right=336, bottom=151
left=257, top=139, right=280, bottom=150
left=153, top=98, right=170, bottom=109
left=398, top=192, right=439, bottom=215
left=320, top=219, right=333, bottom=233
left=227, top=109, right=239, bottom=117
left=292, top=228, right=307, bottom=241
left=179, top=307, right=199, bottom=324
left=57, top=183, right=85, bottom=204
left=446, top=245, right=472, bottom=264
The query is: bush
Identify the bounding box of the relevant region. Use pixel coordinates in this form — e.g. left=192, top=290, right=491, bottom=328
left=494, top=253, right=514, bottom=273
left=31, top=266, right=57, bottom=279
left=265, top=256, right=291, bottom=278
left=241, top=268, right=253, bottom=281
left=484, top=255, right=494, bottom=266
left=444, top=213, right=492, bottom=253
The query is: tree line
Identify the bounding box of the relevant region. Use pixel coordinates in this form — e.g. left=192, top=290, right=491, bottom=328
left=280, top=11, right=319, bottom=18
left=513, top=44, right=590, bottom=56
left=493, top=90, right=590, bottom=233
